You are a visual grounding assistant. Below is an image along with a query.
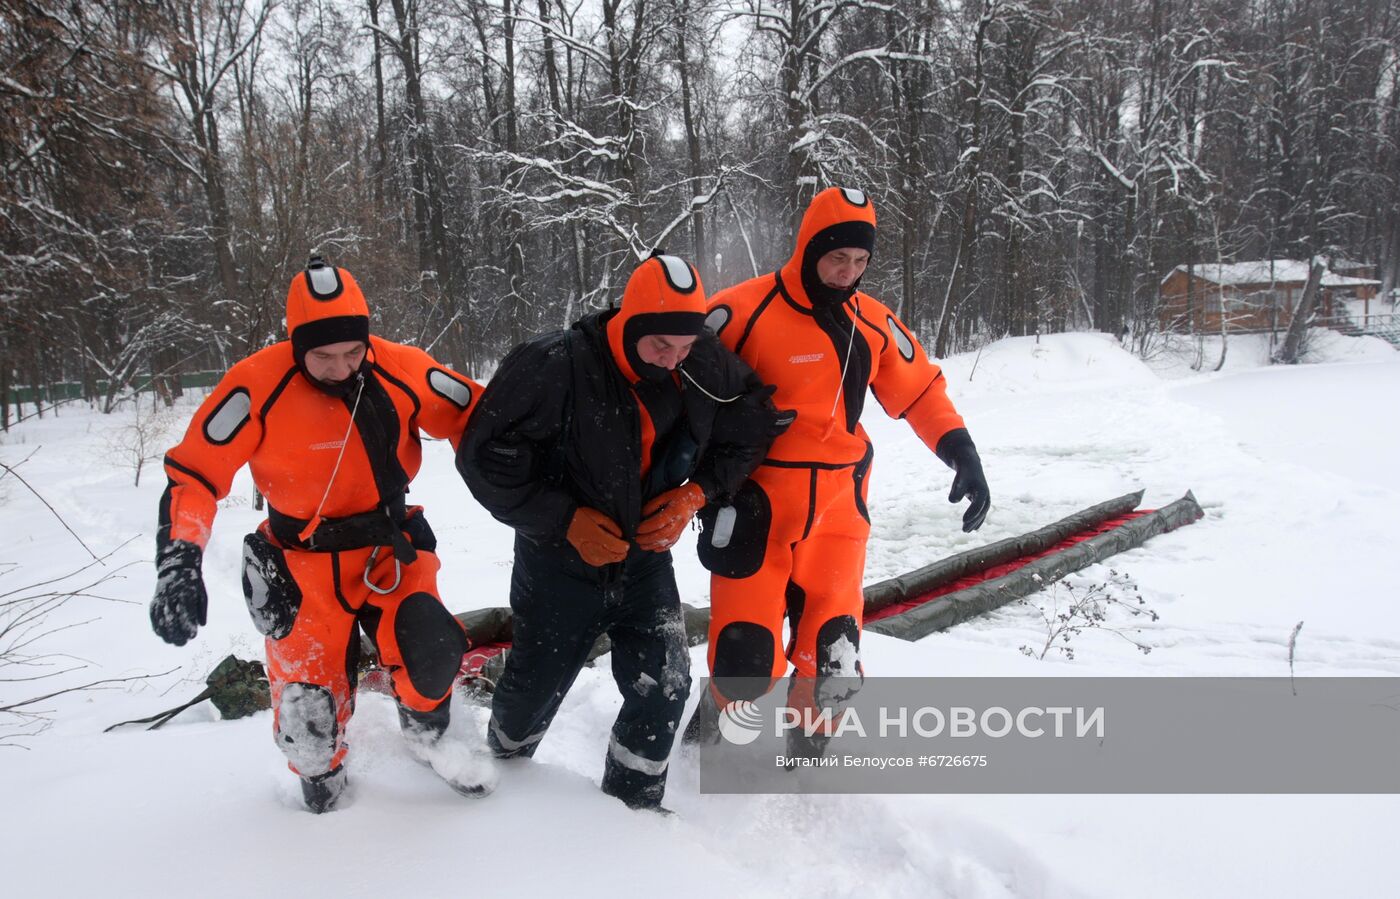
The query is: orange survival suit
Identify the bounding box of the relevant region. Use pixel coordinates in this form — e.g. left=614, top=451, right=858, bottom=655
left=150, top=258, right=482, bottom=798
left=696, top=187, right=988, bottom=705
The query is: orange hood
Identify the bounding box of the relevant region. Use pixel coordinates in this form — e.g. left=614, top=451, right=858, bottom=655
left=606, top=254, right=707, bottom=382
left=286, top=256, right=371, bottom=360
left=778, top=187, right=877, bottom=308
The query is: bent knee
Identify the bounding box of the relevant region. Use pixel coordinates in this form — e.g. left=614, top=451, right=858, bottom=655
left=395, top=592, right=468, bottom=705
left=712, top=621, right=779, bottom=701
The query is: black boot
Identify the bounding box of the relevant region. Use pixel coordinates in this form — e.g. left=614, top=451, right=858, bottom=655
left=681, top=689, right=720, bottom=746
left=301, top=767, right=347, bottom=814
left=781, top=675, right=848, bottom=769
left=602, top=754, right=673, bottom=815
left=783, top=724, right=832, bottom=770
left=399, top=700, right=451, bottom=742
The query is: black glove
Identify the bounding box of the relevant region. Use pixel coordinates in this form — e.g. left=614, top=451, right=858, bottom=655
left=723, top=382, right=794, bottom=443
left=935, top=428, right=990, bottom=533
left=754, top=383, right=796, bottom=438
left=770, top=407, right=797, bottom=438
left=151, top=540, right=208, bottom=646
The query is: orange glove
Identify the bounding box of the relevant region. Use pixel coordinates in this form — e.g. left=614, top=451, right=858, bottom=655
left=567, top=507, right=630, bottom=566
left=636, top=483, right=707, bottom=552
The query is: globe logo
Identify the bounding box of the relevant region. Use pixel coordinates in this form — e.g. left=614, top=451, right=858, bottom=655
left=717, top=699, right=764, bottom=745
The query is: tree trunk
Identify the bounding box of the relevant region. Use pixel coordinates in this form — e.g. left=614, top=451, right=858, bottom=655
left=28, top=349, right=44, bottom=419
left=194, top=108, right=242, bottom=316
left=368, top=0, right=389, bottom=209
left=935, top=190, right=977, bottom=359
left=783, top=0, right=812, bottom=228
left=1275, top=259, right=1325, bottom=364
left=536, top=0, right=585, bottom=306
left=1002, top=15, right=1034, bottom=336
left=676, top=0, right=708, bottom=280
left=601, top=0, right=642, bottom=237
left=1, top=362, right=10, bottom=432
left=389, top=0, right=445, bottom=279
left=935, top=9, right=991, bottom=358
left=890, top=7, right=926, bottom=331
left=502, top=0, right=525, bottom=344
left=1380, top=219, right=1398, bottom=311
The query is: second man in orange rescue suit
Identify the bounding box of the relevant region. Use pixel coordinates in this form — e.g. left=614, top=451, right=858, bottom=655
left=149, top=257, right=494, bottom=812
left=688, top=187, right=991, bottom=742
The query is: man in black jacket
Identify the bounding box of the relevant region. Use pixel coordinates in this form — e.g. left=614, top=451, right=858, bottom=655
left=456, top=254, right=784, bottom=811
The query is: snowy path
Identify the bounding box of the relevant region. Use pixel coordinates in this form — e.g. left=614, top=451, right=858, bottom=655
left=2, top=332, right=1397, bottom=897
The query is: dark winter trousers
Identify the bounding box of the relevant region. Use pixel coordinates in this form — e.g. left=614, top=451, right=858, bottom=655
left=488, top=536, right=692, bottom=808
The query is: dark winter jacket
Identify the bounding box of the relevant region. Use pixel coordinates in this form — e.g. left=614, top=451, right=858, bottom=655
left=457, top=309, right=781, bottom=546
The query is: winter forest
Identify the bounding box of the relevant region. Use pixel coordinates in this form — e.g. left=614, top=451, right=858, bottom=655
left=3, top=0, right=1399, bottom=419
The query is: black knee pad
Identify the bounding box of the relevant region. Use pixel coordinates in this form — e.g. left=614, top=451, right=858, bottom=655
left=395, top=592, right=469, bottom=700
left=276, top=682, right=338, bottom=777
left=712, top=621, right=775, bottom=701
left=815, top=615, right=863, bottom=677
left=697, top=479, right=771, bottom=579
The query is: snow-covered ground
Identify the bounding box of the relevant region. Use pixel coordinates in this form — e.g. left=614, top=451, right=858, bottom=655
left=3, top=329, right=1397, bottom=898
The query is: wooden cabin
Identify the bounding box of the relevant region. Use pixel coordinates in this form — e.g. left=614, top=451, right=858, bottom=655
left=1158, top=259, right=1381, bottom=333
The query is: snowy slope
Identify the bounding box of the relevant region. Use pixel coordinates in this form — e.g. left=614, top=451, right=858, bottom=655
left=2, top=330, right=1397, bottom=898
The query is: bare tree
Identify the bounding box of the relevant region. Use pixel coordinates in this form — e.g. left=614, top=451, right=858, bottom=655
left=5, top=0, right=1400, bottom=397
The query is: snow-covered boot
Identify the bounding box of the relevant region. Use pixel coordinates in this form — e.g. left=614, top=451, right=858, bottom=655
left=783, top=724, right=832, bottom=770
left=401, top=703, right=499, bottom=797
left=781, top=674, right=857, bottom=769
left=300, top=766, right=347, bottom=814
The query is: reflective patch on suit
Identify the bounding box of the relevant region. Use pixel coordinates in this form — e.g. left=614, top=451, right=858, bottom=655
left=709, top=505, right=738, bottom=548
left=840, top=187, right=869, bottom=207
left=656, top=254, right=696, bottom=292
left=427, top=368, right=473, bottom=409
left=704, top=305, right=731, bottom=335
left=307, top=264, right=342, bottom=299
left=203, top=388, right=252, bottom=445
left=489, top=715, right=544, bottom=755
left=275, top=683, right=338, bottom=777
left=608, top=734, right=669, bottom=776
left=887, top=315, right=916, bottom=362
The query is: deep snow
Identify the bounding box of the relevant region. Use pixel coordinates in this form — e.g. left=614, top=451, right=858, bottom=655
left=2, top=329, right=1397, bottom=898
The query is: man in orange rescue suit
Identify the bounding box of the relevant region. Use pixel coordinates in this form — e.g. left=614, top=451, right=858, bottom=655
left=149, top=256, right=494, bottom=812
left=686, top=187, right=990, bottom=748
left=457, top=254, right=784, bottom=812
